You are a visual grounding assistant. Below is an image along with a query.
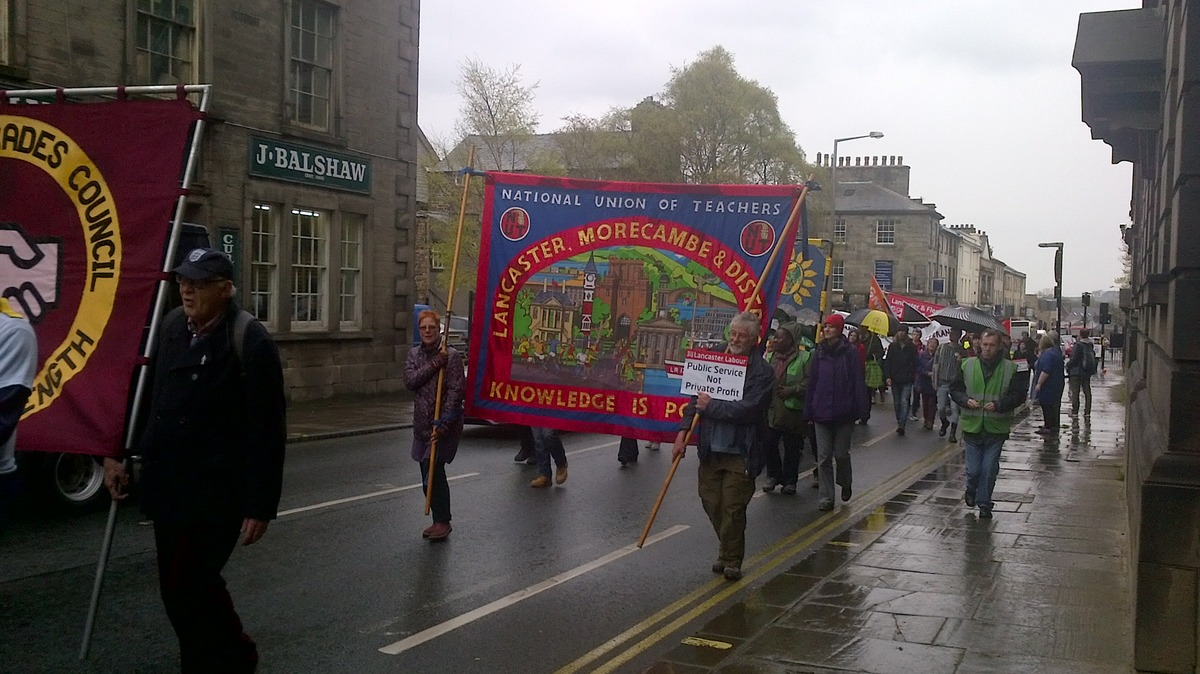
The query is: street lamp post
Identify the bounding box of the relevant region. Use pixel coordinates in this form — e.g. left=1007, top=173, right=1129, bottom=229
left=830, top=131, right=883, bottom=308
left=1038, top=242, right=1064, bottom=334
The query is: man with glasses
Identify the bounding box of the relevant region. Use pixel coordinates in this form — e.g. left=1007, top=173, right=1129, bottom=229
left=104, top=247, right=285, bottom=672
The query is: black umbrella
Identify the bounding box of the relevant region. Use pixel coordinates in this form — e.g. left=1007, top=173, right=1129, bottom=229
left=899, top=303, right=931, bottom=325
left=928, top=305, right=1006, bottom=334
left=844, top=307, right=901, bottom=336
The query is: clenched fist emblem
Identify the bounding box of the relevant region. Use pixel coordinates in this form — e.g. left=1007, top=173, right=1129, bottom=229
left=0, top=222, right=61, bottom=322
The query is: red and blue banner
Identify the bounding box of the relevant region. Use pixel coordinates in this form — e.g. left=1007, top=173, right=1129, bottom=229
left=1, top=97, right=201, bottom=457
left=467, top=173, right=803, bottom=440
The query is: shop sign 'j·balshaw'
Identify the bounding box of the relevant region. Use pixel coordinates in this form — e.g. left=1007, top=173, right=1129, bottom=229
left=248, top=135, right=372, bottom=194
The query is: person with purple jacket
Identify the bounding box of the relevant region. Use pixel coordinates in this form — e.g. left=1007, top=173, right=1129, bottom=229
left=804, top=314, right=871, bottom=511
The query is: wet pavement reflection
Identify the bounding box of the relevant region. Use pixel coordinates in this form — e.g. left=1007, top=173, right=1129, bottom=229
left=649, top=371, right=1133, bottom=673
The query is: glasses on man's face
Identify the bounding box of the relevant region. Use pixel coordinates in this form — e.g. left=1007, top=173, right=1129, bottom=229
left=176, top=275, right=221, bottom=289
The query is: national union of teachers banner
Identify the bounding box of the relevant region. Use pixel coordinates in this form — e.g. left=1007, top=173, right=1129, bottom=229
left=467, top=172, right=803, bottom=440
left=0, top=97, right=201, bottom=456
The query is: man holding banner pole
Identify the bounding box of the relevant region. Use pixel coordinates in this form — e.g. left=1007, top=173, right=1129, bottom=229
left=671, top=311, right=774, bottom=581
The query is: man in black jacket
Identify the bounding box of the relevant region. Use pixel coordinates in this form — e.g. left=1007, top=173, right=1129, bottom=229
left=883, top=325, right=919, bottom=435
left=104, top=248, right=285, bottom=673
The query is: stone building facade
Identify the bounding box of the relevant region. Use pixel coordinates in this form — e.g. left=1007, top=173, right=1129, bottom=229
left=1075, top=4, right=1200, bottom=670
left=1, top=0, right=421, bottom=401
left=812, top=154, right=1029, bottom=316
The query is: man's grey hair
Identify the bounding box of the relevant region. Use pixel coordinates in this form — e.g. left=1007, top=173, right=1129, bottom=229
left=729, top=311, right=761, bottom=335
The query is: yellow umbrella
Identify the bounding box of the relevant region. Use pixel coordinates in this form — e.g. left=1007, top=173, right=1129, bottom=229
left=845, top=308, right=900, bottom=336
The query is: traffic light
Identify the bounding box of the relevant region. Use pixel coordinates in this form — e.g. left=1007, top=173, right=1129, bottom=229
left=1099, top=302, right=1111, bottom=325
left=1081, top=292, right=1091, bottom=307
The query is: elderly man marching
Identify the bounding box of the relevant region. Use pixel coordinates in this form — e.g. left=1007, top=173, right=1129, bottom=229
left=672, top=311, right=774, bottom=582
left=948, top=329, right=1025, bottom=519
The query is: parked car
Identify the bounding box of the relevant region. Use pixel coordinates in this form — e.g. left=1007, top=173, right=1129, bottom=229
left=441, top=314, right=469, bottom=353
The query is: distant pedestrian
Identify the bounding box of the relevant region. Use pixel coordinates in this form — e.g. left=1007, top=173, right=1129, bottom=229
left=934, top=328, right=965, bottom=442
left=949, top=329, right=1024, bottom=518
left=103, top=248, right=286, bottom=672
left=916, top=337, right=938, bottom=430
left=618, top=436, right=639, bottom=466
left=864, top=331, right=887, bottom=404
left=909, top=328, right=924, bottom=419
left=406, top=309, right=465, bottom=541
left=513, top=426, right=536, bottom=464
left=0, top=299, right=37, bottom=533
left=804, top=314, right=870, bottom=511
left=762, top=322, right=811, bottom=495
left=672, top=311, right=773, bottom=581
left=1033, top=332, right=1065, bottom=438
left=1067, top=329, right=1097, bottom=417
left=530, top=427, right=568, bottom=487
left=883, top=325, right=919, bottom=435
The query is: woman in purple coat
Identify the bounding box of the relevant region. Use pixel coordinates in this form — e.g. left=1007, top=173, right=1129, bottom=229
left=404, top=310, right=465, bottom=541
left=804, top=314, right=871, bottom=511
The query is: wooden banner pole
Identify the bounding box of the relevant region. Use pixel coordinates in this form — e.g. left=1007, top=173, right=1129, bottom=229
left=426, top=146, right=476, bottom=515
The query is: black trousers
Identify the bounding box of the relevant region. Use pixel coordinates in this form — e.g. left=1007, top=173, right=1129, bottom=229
left=420, top=459, right=452, bottom=523
left=154, top=520, right=258, bottom=673
left=618, top=436, right=639, bottom=463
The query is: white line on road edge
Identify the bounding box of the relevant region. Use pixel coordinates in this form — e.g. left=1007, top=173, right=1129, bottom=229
left=862, top=430, right=895, bottom=447
left=277, top=473, right=480, bottom=518
left=377, top=524, right=690, bottom=656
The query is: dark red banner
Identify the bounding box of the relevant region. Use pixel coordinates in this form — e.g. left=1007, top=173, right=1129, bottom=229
left=0, top=97, right=201, bottom=457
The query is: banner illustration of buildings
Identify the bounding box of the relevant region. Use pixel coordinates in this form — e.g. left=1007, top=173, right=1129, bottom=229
left=467, top=173, right=803, bottom=439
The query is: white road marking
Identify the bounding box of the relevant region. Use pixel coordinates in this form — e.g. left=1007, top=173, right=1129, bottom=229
left=862, top=430, right=895, bottom=447
left=377, top=524, right=690, bottom=656
left=277, top=473, right=480, bottom=517
left=565, top=439, right=618, bottom=457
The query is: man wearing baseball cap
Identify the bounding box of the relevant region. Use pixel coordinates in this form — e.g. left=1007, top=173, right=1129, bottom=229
left=104, top=247, right=285, bottom=672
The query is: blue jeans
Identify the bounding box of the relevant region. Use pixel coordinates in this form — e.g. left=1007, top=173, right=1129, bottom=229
left=963, top=433, right=1005, bottom=512
left=936, top=383, right=959, bottom=424
left=532, top=426, right=567, bottom=478
left=891, top=383, right=914, bottom=427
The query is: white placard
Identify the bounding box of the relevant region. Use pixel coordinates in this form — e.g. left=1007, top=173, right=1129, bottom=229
left=680, top=349, right=749, bottom=401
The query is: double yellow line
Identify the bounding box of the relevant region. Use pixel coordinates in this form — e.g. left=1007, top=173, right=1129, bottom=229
left=557, top=440, right=962, bottom=674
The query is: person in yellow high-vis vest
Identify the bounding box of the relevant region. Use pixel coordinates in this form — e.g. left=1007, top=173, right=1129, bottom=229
left=948, top=329, right=1025, bottom=519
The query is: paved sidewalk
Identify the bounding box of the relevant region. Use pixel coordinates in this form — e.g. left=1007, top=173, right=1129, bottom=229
left=286, top=391, right=414, bottom=442
left=646, top=371, right=1132, bottom=674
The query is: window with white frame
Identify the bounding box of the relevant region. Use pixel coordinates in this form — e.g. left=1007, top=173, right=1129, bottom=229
left=291, top=207, right=328, bottom=328
left=339, top=213, right=363, bottom=327
left=831, top=261, right=845, bottom=291
left=429, top=249, right=446, bottom=270
left=250, top=204, right=279, bottom=323
left=876, top=219, right=896, bottom=245
left=833, top=219, right=847, bottom=243
left=289, top=0, right=335, bottom=130
left=135, top=0, right=198, bottom=85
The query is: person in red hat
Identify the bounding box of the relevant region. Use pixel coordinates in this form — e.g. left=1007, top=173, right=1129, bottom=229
left=804, top=314, right=871, bottom=511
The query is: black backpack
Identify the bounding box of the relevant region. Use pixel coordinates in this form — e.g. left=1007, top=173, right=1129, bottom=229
left=1078, top=343, right=1097, bottom=376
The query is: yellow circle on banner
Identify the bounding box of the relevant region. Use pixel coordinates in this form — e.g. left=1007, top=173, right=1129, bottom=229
left=0, top=114, right=120, bottom=417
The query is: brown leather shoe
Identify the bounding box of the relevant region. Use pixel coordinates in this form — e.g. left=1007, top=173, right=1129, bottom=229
left=422, top=524, right=436, bottom=538
left=530, top=475, right=551, bottom=488
left=555, top=465, right=569, bottom=484
left=426, top=522, right=452, bottom=541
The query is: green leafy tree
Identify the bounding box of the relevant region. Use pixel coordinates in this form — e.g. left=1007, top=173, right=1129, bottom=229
left=659, top=46, right=808, bottom=184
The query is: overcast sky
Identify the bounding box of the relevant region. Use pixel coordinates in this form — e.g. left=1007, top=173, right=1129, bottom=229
left=417, top=1, right=1137, bottom=296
